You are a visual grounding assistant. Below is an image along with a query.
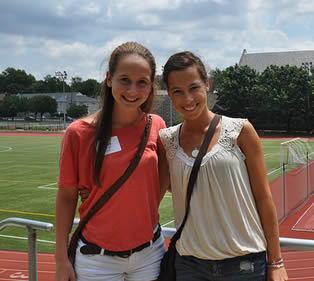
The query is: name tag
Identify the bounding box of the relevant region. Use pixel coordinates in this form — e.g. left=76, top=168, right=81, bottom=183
left=105, top=136, right=122, bottom=155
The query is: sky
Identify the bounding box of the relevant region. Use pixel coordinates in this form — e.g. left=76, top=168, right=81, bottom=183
left=1, top=0, right=314, bottom=82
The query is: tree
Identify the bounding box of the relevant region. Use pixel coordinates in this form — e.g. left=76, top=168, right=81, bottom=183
left=0, top=100, right=2, bottom=117
left=71, top=77, right=100, bottom=97
left=67, top=104, right=88, bottom=118
left=28, top=95, right=57, bottom=120
left=212, top=65, right=259, bottom=121
left=16, top=96, right=29, bottom=113
left=1, top=95, right=20, bottom=119
left=0, top=67, right=36, bottom=95
left=257, top=65, right=309, bottom=131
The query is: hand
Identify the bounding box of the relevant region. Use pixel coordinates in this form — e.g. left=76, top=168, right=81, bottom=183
left=267, top=267, right=288, bottom=281
left=79, top=189, right=90, bottom=203
left=55, top=259, right=76, bottom=281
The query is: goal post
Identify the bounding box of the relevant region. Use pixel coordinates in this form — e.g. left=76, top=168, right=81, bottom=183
left=280, top=138, right=313, bottom=167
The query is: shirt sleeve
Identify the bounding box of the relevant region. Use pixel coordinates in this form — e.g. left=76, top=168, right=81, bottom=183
left=57, top=124, right=80, bottom=187
left=154, top=114, right=166, bottom=147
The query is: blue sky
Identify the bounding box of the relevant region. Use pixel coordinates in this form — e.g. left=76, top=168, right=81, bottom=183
left=1, top=0, right=314, bottom=81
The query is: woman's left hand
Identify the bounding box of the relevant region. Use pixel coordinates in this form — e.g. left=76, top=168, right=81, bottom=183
left=267, top=267, right=288, bottom=281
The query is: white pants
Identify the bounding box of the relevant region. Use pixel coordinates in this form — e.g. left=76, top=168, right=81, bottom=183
left=75, top=233, right=166, bottom=281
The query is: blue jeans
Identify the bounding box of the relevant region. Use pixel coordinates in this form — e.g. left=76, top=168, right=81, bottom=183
left=175, top=251, right=267, bottom=281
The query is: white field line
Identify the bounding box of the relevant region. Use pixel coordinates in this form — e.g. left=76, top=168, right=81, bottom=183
left=0, top=146, right=12, bottom=152
left=162, top=220, right=174, bottom=227
left=267, top=167, right=282, bottom=176
left=38, top=182, right=58, bottom=190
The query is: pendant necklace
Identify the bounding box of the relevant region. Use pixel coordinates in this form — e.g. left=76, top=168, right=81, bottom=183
left=191, top=148, right=199, bottom=158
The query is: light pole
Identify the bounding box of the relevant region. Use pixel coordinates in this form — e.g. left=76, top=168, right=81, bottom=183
left=301, top=62, right=312, bottom=134
left=55, top=71, right=68, bottom=128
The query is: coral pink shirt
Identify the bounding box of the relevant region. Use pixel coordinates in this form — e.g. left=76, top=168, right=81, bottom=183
left=58, top=114, right=166, bottom=251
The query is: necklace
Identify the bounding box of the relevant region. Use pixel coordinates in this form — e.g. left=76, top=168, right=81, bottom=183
left=191, top=148, right=199, bottom=158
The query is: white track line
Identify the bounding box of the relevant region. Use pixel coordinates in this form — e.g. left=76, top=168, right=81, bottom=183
left=292, top=203, right=314, bottom=232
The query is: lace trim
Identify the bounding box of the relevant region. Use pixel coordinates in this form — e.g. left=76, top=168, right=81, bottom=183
left=218, top=116, right=246, bottom=151
left=159, top=124, right=181, bottom=159
left=160, top=116, right=246, bottom=161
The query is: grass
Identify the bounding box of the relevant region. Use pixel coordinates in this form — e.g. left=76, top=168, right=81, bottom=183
left=0, top=135, right=312, bottom=253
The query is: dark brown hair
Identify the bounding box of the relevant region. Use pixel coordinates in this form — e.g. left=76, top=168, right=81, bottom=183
left=93, top=42, right=156, bottom=187
left=162, top=51, right=208, bottom=87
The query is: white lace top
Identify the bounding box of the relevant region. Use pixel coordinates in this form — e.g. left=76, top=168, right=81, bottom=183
left=159, top=115, right=266, bottom=260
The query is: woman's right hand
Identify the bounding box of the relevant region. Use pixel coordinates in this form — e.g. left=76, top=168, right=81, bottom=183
left=55, top=259, right=76, bottom=281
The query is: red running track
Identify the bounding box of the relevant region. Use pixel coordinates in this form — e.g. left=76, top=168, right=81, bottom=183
left=1, top=248, right=314, bottom=281
left=0, top=196, right=314, bottom=281
left=0, top=250, right=55, bottom=280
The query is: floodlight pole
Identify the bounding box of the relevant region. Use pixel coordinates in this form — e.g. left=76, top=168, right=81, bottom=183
left=55, top=71, right=68, bottom=128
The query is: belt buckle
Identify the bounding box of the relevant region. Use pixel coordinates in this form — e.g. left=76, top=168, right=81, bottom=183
left=119, top=250, right=132, bottom=258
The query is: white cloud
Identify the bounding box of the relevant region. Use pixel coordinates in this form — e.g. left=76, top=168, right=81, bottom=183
left=79, top=2, right=101, bottom=15
left=56, top=5, right=66, bottom=17
left=1, top=0, right=314, bottom=81
left=116, top=0, right=180, bottom=11
left=136, top=14, right=160, bottom=26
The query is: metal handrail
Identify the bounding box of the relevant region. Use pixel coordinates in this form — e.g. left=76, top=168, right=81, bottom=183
left=1, top=217, right=313, bottom=281
left=0, top=217, right=54, bottom=281
left=162, top=227, right=314, bottom=251
left=280, top=237, right=314, bottom=251
left=72, top=221, right=314, bottom=251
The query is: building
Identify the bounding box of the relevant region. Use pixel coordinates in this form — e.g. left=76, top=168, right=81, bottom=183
left=239, top=49, right=314, bottom=72
left=153, top=90, right=179, bottom=126
left=18, top=92, right=100, bottom=115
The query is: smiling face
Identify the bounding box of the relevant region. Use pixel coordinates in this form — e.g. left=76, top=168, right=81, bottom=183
left=106, top=54, right=153, bottom=112
left=168, top=65, right=210, bottom=121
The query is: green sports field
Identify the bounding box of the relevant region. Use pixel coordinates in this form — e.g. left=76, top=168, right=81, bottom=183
left=0, top=135, right=312, bottom=253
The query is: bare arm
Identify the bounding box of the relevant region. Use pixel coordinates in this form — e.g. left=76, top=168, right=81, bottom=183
left=238, top=121, right=288, bottom=281
left=158, top=138, right=170, bottom=201
left=55, top=185, right=78, bottom=281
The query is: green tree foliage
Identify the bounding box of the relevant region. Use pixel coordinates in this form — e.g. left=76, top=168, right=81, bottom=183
left=0, top=95, right=19, bottom=118
left=28, top=95, right=57, bottom=120
left=31, top=75, right=69, bottom=93
left=257, top=65, right=310, bottom=131
left=212, top=64, right=259, bottom=121
left=213, top=64, right=312, bottom=131
left=0, top=67, right=36, bottom=95
left=71, top=77, right=100, bottom=97
left=66, top=103, right=88, bottom=118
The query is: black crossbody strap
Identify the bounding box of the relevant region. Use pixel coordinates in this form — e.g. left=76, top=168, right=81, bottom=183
left=171, top=114, right=221, bottom=243
left=68, top=114, right=153, bottom=266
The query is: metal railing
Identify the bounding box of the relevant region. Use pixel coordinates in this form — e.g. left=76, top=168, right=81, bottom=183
left=74, top=221, right=314, bottom=252
left=1, top=218, right=314, bottom=281
left=0, top=217, right=54, bottom=281
left=162, top=227, right=314, bottom=251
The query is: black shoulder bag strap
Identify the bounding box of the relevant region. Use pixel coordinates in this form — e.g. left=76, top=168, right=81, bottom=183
left=68, top=114, right=152, bottom=267
left=171, top=114, right=221, bottom=244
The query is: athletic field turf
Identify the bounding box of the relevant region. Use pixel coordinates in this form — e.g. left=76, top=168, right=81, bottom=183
left=0, top=135, right=312, bottom=253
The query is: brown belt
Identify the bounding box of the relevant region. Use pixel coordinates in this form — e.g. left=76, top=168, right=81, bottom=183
left=79, top=224, right=161, bottom=258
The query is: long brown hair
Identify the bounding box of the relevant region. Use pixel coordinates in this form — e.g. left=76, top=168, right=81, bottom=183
left=94, top=42, right=156, bottom=187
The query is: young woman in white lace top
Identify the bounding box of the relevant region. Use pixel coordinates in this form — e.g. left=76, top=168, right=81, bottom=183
left=159, top=51, right=288, bottom=281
